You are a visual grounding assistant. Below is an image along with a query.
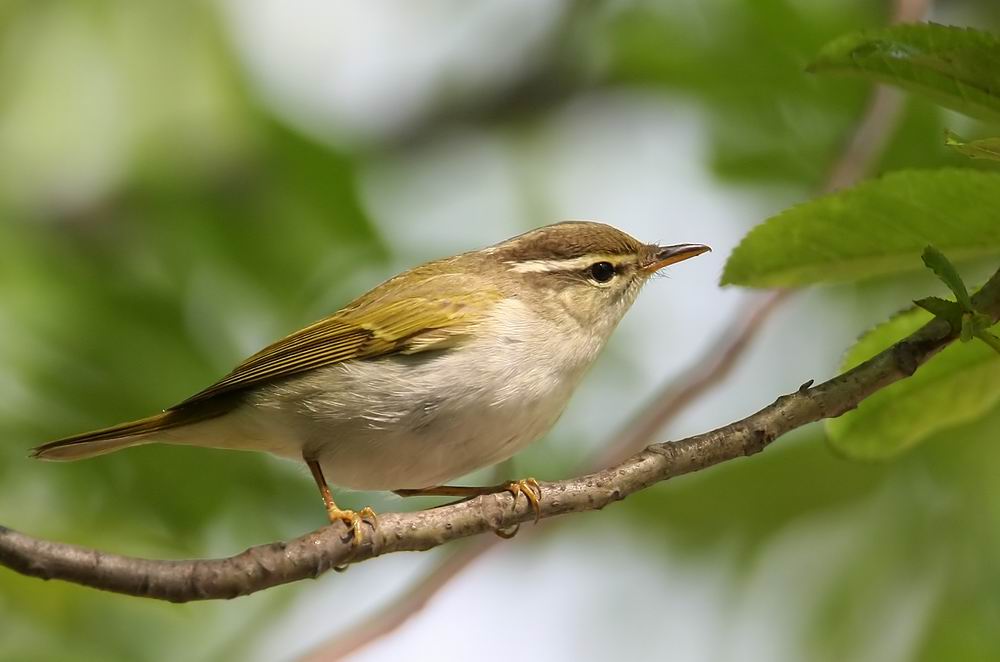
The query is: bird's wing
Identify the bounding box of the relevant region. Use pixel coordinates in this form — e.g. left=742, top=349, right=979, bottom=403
left=174, top=289, right=499, bottom=408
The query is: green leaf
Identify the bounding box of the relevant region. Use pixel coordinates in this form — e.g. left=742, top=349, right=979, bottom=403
left=944, top=130, right=1000, bottom=162
left=721, top=169, right=1000, bottom=287
left=827, top=307, right=1000, bottom=460
left=808, top=23, right=1000, bottom=123
left=921, top=246, right=973, bottom=310
left=913, top=296, right=962, bottom=324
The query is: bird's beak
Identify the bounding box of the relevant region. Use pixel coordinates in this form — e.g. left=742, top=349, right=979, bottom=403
left=642, top=243, right=711, bottom=274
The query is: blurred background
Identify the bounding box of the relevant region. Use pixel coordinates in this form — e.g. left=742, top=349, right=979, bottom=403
left=2, top=1, right=1000, bottom=661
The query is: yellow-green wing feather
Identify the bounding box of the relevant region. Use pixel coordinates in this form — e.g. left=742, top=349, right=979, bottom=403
left=175, top=288, right=499, bottom=407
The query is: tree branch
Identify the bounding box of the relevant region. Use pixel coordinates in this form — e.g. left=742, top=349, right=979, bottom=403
left=0, top=0, right=948, bottom=611
left=3, top=267, right=998, bottom=603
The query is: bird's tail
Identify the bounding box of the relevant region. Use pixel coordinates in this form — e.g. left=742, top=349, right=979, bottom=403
left=31, top=408, right=220, bottom=461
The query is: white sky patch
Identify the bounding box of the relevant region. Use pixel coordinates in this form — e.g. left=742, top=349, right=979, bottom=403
left=218, top=0, right=567, bottom=145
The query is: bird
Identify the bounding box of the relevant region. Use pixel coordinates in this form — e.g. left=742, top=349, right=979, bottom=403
left=32, top=221, right=709, bottom=543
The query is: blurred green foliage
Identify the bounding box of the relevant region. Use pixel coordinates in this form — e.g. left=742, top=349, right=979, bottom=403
left=605, top=0, right=879, bottom=185
left=1, top=1, right=1000, bottom=661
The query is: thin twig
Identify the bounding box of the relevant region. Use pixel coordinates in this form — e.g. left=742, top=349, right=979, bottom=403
left=823, top=85, right=903, bottom=192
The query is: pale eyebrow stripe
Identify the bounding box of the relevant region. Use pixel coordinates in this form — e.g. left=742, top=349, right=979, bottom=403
left=506, top=254, right=635, bottom=274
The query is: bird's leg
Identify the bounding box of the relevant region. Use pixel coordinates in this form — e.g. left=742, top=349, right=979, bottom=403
left=305, top=456, right=377, bottom=545
left=395, top=478, right=542, bottom=523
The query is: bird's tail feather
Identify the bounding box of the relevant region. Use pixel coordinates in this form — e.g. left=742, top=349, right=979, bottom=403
left=31, top=407, right=221, bottom=461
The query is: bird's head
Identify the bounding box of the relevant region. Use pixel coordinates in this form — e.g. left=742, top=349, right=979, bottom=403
left=486, top=221, right=710, bottom=335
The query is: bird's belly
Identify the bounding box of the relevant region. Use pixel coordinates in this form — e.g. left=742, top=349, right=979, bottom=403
left=316, top=391, right=565, bottom=490
left=243, top=344, right=585, bottom=490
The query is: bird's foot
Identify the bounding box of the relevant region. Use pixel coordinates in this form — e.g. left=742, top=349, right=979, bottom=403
left=494, top=478, right=542, bottom=539
left=326, top=505, right=378, bottom=546
left=505, top=478, right=542, bottom=523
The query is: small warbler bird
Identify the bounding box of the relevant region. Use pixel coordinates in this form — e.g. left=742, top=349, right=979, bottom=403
left=32, top=222, right=708, bottom=542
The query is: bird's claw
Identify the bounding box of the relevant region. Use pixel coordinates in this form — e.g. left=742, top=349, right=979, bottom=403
left=326, top=506, right=378, bottom=546
left=506, top=477, right=542, bottom=524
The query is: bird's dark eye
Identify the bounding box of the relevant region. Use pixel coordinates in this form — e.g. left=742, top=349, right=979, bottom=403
left=588, top=261, right=616, bottom=283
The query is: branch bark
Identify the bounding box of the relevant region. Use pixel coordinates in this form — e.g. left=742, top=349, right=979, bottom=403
left=3, top=267, right=998, bottom=603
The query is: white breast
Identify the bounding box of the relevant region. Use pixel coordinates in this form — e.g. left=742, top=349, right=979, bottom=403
left=227, top=298, right=606, bottom=490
